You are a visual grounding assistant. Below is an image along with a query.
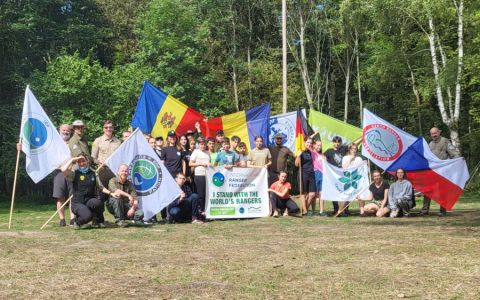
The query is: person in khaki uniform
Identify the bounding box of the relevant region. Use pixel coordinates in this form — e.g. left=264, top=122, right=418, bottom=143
left=421, top=127, right=460, bottom=216
left=92, top=120, right=122, bottom=208
left=92, top=120, right=121, bottom=165
left=69, top=120, right=90, bottom=160
left=247, top=136, right=272, bottom=168
left=107, top=164, right=144, bottom=226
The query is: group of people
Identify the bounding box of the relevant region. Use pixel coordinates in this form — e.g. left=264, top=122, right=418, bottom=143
left=25, top=119, right=459, bottom=229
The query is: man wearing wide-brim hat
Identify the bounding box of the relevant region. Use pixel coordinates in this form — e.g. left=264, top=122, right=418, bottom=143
left=69, top=120, right=91, bottom=161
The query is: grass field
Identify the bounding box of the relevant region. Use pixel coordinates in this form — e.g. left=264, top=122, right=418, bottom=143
left=1, top=194, right=479, bottom=299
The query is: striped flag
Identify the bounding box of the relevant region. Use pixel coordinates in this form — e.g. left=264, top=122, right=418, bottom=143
left=131, top=81, right=205, bottom=138
left=20, top=86, right=70, bottom=183
left=294, top=107, right=308, bottom=156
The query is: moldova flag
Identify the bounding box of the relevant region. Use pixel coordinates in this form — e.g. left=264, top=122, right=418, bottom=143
left=131, top=81, right=205, bottom=138
left=386, top=137, right=469, bottom=210
left=294, top=107, right=308, bottom=156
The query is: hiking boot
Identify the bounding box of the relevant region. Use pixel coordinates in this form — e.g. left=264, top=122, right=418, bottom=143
left=59, top=219, right=66, bottom=227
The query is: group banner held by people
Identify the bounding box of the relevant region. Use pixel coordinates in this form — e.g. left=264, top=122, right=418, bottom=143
left=205, top=167, right=269, bottom=219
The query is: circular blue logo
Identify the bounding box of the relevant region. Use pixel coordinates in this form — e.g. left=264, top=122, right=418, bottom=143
left=212, top=172, right=225, bottom=187
left=129, top=155, right=162, bottom=196
left=23, top=118, right=48, bottom=149
left=239, top=207, right=245, bottom=214
left=269, top=117, right=295, bottom=147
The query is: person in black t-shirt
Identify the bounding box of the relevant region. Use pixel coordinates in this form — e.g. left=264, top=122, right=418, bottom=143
left=323, top=136, right=349, bottom=215
left=160, top=131, right=186, bottom=177
left=356, top=170, right=390, bottom=217
left=295, top=137, right=317, bottom=216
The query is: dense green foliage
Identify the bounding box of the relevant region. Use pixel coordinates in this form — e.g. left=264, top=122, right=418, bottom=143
left=1, top=0, right=479, bottom=195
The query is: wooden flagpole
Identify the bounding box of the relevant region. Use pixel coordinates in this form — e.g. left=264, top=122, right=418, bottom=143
left=8, top=140, right=22, bottom=229
left=40, top=195, right=73, bottom=230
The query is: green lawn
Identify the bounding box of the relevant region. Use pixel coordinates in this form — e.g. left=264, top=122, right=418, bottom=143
left=0, top=194, right=479, bottom=299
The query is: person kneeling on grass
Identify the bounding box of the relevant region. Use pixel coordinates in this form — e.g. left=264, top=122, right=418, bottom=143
left=61, top=153, right=105, bottom=229
left=388, top=168, right=413, bottom=218
left=106, top=164, right=144, bottom=227
left=268, top=171, right=299, bottom=217
left=167, top=173, right=203, bottom=224
left=355, top=170, right=390, bottom=217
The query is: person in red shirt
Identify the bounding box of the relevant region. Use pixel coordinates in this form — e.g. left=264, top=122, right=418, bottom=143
left=268, top=171, right=299, bottom=217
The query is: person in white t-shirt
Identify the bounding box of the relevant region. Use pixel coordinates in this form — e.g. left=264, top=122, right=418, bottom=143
left=189, top=137, right=211, bottom=215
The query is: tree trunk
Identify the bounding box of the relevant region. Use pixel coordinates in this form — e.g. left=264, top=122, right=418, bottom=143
left=354, top=29, right=362, bottom=122
left=299, top=13, right=313, bottom=109
left=343, top=62, right=350, bottom=122
left=231, top=4, right=239, bottom=111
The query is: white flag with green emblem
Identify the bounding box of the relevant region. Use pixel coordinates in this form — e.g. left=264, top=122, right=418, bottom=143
left=105, top=129, right=181, bottom=220
left=20, top=86, right=70, bottom=183
left=321, top=160, right=370, bottom=201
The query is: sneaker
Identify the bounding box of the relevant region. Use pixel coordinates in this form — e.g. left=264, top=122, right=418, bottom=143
left=273, top=211, right=279, bottom=218
left=73, top=221, right=80, bottom=230
left=70, top=219, right=75, bottom=226
left=438, top=212, right=447, bottom=217
left=192, top=219, right=204, bottom=224
left=319, top=212, right=328, bottom=217
left=74, top=223, right=91, bottom=230
left=419, top=211, right=429, bottom=216
left=59, top=219, right=66, bottom=227
left=359, top=213, right=367, bottom=218
left=306, top=211, right=314, bottom=217
left=97, top=222, right=106, bottom=228
left=390, top=209, right=399, bottom=218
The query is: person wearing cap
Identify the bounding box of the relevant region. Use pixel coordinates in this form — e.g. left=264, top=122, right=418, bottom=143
left=324, top=136, right=349, bottom=215
left=152, top=136, right=164, bottom=160
left=69, top=120, right=91, bottom=160
left=160, top=130, right=186, bottom=177
left=61, top=153, right=105, bottom=229
left=268, top=132, right=293, bottom=186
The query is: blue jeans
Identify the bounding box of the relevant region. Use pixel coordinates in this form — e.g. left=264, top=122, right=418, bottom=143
left=168, top=193, right=200, bottom=222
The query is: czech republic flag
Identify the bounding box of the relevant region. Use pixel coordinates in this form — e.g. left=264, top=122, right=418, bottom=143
left=387, top=137, right=469, bottom=210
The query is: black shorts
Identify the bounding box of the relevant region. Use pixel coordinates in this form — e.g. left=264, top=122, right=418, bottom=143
left=300, top=171, right=317, bottom=193
left=52, top=170, right=72, bottom=199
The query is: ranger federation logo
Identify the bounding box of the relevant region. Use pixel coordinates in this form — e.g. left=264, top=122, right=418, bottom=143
left=129, top=155, right=162, bottom=196
left=269, top=117, right=294, bottom=147
left=363, top=124, right=403, bottom=161
left=212, top=172, right=225, bottom=187
left=21, top=114, right=53, bottom=154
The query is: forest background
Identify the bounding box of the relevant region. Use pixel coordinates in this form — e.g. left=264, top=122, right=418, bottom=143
left=1, top=0, right=479, bottom=199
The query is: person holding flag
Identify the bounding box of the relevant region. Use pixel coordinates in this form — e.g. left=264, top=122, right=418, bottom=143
left=61, top=153, right=105, bottom=229
left=295, top=137, right=316, bottom=216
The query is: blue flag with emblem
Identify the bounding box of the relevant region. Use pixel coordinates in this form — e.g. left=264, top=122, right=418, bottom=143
left=20, top=86, right=70, bottom=183
left=268, top=109, right=306, bottom=153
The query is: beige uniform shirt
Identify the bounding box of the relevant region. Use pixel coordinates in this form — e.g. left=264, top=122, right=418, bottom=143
left=91, top=135, right=121, bottom=164
left=429, top=136, right=459, bottom=160
left=247, top=148, right=272, bottom=166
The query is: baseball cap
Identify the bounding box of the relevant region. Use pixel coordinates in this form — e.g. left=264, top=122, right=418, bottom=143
left=167, top=130, right=177, bottom=137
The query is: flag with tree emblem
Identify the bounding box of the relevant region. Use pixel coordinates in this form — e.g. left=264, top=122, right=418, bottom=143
left=321, top=160, right=370, bottom=201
